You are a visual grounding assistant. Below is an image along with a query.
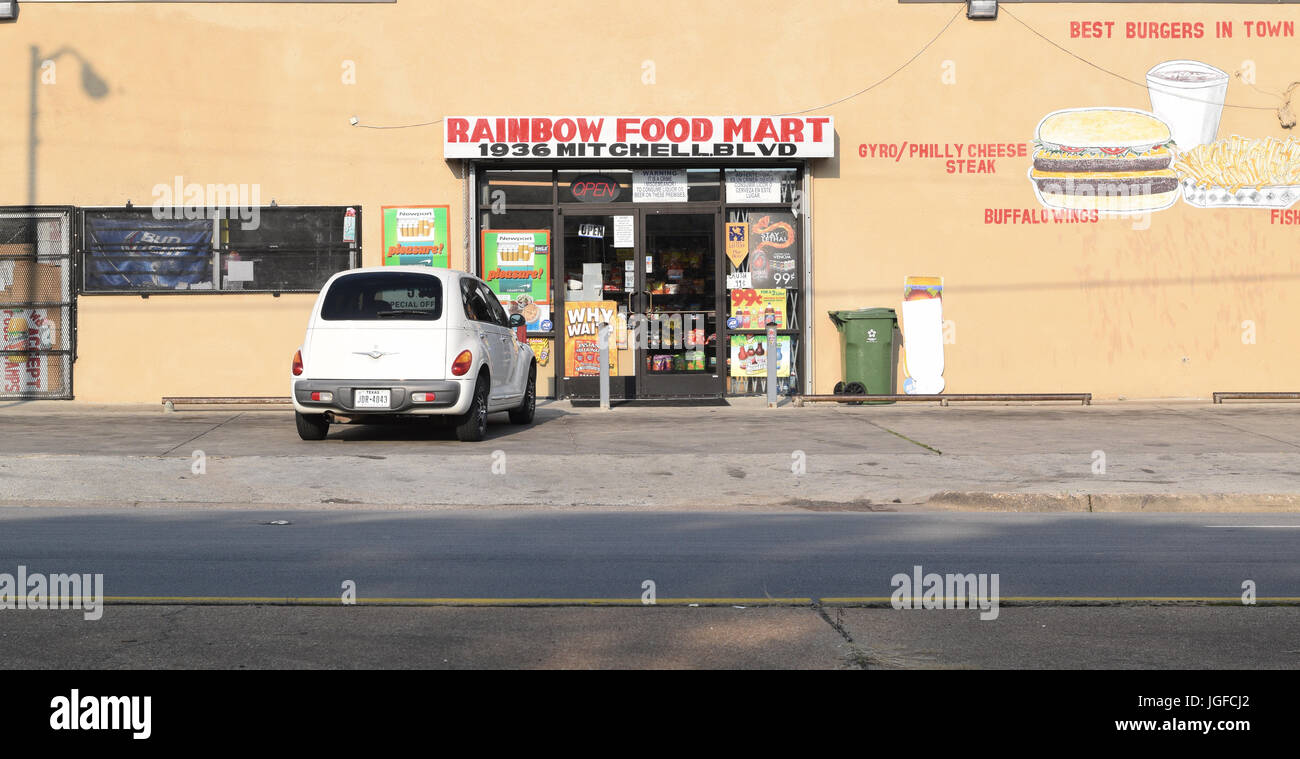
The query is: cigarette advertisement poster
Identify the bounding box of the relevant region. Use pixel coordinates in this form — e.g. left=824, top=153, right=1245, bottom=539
left=728, top=288, right=787, bottom=329
left=729, top=334, right=791, bottom=378
left=564, top=301, right=618, bottom=377
left=382, top=206, right=449, bottom=268
left=481, top=229, right=551, bottom=332
left=3, top=308, right=52, bottom=394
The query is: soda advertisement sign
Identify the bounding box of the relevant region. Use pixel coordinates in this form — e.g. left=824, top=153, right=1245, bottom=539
left=481, top=229, right=551, bottom=332
left=2, top=308, right=52, bottom=394
left=382, top=206, right=449, bottom=267
left=444, top=116, right=834, bottom=160
left=564, top=301, right=618, bottom=377
left=729, top=334, right=791, bottom=378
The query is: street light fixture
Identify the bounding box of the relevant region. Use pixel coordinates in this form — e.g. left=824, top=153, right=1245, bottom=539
left=967, top=1, right=998, bottom=20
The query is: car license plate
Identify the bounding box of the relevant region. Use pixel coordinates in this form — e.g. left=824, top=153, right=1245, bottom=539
left=354, top=389, right=391, bottom=408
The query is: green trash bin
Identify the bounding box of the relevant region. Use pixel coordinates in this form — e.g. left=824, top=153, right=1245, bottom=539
left=828, top=308, right=898, bottom=404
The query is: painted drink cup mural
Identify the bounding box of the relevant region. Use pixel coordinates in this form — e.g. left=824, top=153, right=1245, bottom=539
left=1146, top=60, right=1229, bottom=152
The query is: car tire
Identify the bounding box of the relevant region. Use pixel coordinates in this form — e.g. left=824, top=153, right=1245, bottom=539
left=295, top=411, right=329, bottom=441
left=509, top=364, right=536, bottom=425
left=455, top=376, right=489, bottom=442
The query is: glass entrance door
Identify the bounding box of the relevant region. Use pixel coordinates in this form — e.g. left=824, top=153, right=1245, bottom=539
left=557, top=208, right=721, bottom=399
left=637, top=211, right=720, bottom=397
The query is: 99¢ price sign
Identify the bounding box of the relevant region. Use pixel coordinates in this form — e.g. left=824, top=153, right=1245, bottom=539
left=728, top=288, right=787, bottom=330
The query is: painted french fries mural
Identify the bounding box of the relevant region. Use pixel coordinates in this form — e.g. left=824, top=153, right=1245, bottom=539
left=1030, top=59, right=1300, bottom=214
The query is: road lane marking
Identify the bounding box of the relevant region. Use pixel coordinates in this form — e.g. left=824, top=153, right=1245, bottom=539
left=1204, top=525, right=1300, bottom=528
left=95, top=595, right=1300, bottom=606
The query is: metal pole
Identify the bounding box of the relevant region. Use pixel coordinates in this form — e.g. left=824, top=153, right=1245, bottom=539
left=767, top=325, right=778, bottom=408
left=598, top=322, right=611, bottom=411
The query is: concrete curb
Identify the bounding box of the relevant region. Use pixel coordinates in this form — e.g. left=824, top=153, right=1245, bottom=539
left=924, top=491, right=1300, bottom=512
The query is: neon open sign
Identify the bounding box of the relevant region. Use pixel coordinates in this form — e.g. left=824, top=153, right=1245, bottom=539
left=568, top=174, right=622, bottom=202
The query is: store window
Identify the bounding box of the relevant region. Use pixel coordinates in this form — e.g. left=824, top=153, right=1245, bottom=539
left=474, top=165, right=806, bottom=397
left=81, top=206, right=360, bottom=294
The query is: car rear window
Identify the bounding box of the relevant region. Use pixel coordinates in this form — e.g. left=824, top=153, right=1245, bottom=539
left=320, top=272, right=443, bottom=321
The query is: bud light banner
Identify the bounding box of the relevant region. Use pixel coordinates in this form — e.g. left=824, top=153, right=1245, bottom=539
left=85, top=216, right=213, bottom=290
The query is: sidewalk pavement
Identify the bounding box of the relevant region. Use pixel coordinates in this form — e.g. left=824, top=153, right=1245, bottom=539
left=1, top=399, right=1300, bottom=511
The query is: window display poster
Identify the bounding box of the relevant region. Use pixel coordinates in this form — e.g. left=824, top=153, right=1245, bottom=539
left=745, top=212, right=797, bottom=288
left=382, top=206, right=449, bottom=267
left=729, top=334, right=791, bottom=378
left=725, top=222, right=749, bottom=267
left=528, top=338, right=552, bottom=368
left=564, top=300, right=618, bottom=377
left=481, top=229, right=551, bottom=331
left=728, top=288, right=786, bottom=330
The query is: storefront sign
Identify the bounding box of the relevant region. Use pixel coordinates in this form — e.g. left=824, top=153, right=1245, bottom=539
left=383, top=206, right=449, bottom=267
left=725, top=169, right=784, bottom=203
left=564, top=301, right=619, bottom=377
left=444, top=116, right=834, bottom=159
left=567, top=174, right=622, bottom=202
left=480, top=229, right=551, bottom=331
left=746, top=212, right=798, bottom=288
left=578, top=224, right=604, bottom=239
left=633, top=169, right=688, bottom=202
left=729, top=334, right=791, bottom=378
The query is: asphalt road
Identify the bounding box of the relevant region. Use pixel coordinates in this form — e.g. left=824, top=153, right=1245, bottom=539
left=2, top=509, right=1297, bottom=601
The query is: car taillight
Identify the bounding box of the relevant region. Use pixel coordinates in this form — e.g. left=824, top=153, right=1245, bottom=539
left=412, top=392, right=436, bottom=403
left=292, top=350, right=304, bottom=376
left=451, top=350, right=473, bottom=376
left=310, top=391, right=332, bottom=402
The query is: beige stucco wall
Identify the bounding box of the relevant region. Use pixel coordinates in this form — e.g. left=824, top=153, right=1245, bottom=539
left=2, top=1, right=1297, bottom=401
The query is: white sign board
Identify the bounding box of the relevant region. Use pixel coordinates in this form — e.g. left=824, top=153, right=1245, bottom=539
left=444, top=116, right=834, bottom=160
left=726, top=169, right=784, bottom=203
left=613, top=215, right=634, bottom=247
left=726, top=271, right=753, bottom=290
left=633, top=170, right=687, bottom=202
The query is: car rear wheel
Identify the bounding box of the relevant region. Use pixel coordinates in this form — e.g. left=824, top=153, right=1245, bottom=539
left=295, top=411, right=329, bottom=441
left=456, top=377, right=489, bottom=442
left=509, top=364, right=536, bottom=425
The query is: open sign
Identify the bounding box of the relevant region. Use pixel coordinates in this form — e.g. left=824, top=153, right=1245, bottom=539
left=568, top=174, right=622, bottom=202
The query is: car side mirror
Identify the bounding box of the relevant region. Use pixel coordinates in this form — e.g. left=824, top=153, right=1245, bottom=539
left=508, top=314, right=525, bottom=328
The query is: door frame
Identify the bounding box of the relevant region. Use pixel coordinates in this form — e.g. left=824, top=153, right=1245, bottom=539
left=555, top=204, right=723, bottom=399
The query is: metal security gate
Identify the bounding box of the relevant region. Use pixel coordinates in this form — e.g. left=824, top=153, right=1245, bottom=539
left=0, top=207, right=76, bottom=399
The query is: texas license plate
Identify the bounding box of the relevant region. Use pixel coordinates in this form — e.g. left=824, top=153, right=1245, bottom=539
left=354, top=389, right=391, bottom=408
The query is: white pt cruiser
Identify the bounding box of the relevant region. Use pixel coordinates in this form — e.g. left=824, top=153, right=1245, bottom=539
left=291, top=266, right=536, bottom=441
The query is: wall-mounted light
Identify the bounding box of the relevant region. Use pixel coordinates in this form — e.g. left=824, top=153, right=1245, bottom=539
left=0, top=2, right=16, bottom=21
left=967, top=0, right=997, bottom=20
